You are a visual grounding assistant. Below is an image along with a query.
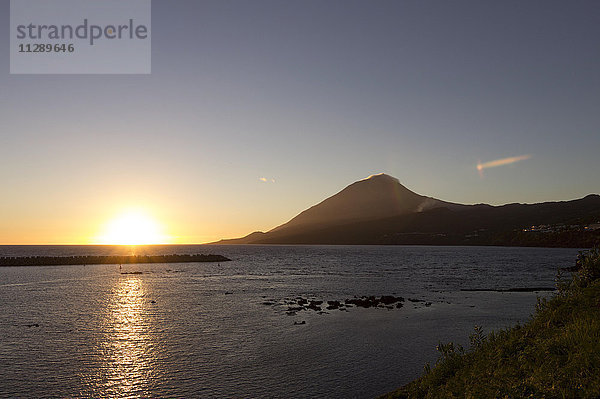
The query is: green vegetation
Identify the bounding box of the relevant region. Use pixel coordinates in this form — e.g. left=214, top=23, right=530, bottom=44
left=381, top=248, right=600, bottom=399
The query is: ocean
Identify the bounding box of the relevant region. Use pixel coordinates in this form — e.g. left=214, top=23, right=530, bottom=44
left=0, top=245, right=580, bottom=398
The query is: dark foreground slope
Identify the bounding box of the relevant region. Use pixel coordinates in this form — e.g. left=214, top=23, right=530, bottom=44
left=381, top=248, right=600, bottom=398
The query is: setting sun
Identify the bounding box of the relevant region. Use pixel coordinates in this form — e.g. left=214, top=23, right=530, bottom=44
left=96, top=210, right=171, bottom=245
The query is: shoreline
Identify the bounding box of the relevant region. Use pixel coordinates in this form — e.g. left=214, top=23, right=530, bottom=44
left=381, top=247, right=600, bottom=398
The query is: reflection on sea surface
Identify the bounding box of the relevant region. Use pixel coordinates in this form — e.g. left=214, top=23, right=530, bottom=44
left=0, top=245, right=580, bottom=398
left=95, top=275, right=160, bottom=397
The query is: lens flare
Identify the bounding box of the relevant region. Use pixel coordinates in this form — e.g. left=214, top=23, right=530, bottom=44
left=477, top=154, right=532, bottom=176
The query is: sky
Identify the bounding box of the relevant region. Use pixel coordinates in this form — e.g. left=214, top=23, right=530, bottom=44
left=1, top=0, right=599, bottom=244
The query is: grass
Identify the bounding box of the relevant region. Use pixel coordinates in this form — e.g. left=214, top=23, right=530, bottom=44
left=381, top=247, right=600, bottom=399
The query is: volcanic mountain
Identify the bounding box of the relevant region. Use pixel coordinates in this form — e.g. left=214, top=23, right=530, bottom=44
left=215, top=173, right=469, bottom=244
left=269, top=173, right=465, bottom=232
left=214, top=173, right=600, bottom=247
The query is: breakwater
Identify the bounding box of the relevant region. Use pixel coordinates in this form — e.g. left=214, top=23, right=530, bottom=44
left=0, top=254, right=230, bottom=266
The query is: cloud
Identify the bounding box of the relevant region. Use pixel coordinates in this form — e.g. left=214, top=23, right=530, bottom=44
left=477, top=154, right=532, bottom=176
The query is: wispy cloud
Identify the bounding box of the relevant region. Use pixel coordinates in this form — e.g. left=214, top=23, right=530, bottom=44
left=477, top=154, right=532, bottom=176
left=259, top=177, right=276, bottom=183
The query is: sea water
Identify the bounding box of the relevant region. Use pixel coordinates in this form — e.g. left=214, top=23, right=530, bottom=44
left=0, top=245, right=579, bottom=398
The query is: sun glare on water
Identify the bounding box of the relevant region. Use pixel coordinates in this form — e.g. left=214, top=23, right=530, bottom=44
left=97, top=210, right=171, bottom=245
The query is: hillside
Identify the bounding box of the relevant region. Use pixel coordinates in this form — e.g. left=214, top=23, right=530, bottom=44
left=269, top=173, right=466, bottom=234
left=214, top=174, right=600, bottom=247
left=380, top=248, right=600, bottom=398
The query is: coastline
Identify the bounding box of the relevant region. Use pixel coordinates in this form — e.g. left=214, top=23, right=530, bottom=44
left=381, top=248, right=600, bottom=398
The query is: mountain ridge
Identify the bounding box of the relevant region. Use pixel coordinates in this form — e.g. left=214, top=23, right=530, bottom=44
left=212, top=174, right=600, bottom=247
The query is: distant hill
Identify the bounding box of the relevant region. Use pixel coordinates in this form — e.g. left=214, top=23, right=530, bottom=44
left=214, top=174, right=600, bottom=248
left=270, top=174, right=467, bottom=232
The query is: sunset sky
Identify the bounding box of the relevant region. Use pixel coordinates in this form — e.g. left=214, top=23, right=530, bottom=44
left=1, top=0, right=599, bottom=244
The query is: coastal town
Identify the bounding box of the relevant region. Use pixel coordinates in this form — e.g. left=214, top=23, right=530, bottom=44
left=522, top=222, right=600, bottom=233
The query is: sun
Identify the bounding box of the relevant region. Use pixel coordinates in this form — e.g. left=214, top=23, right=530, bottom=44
left=96, top=210, right=171, bottom=245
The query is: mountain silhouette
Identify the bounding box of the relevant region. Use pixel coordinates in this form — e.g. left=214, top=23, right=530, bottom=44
left=270, top=173, right=465, bottom=233
left=214, top=174, right=600, bottom=247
